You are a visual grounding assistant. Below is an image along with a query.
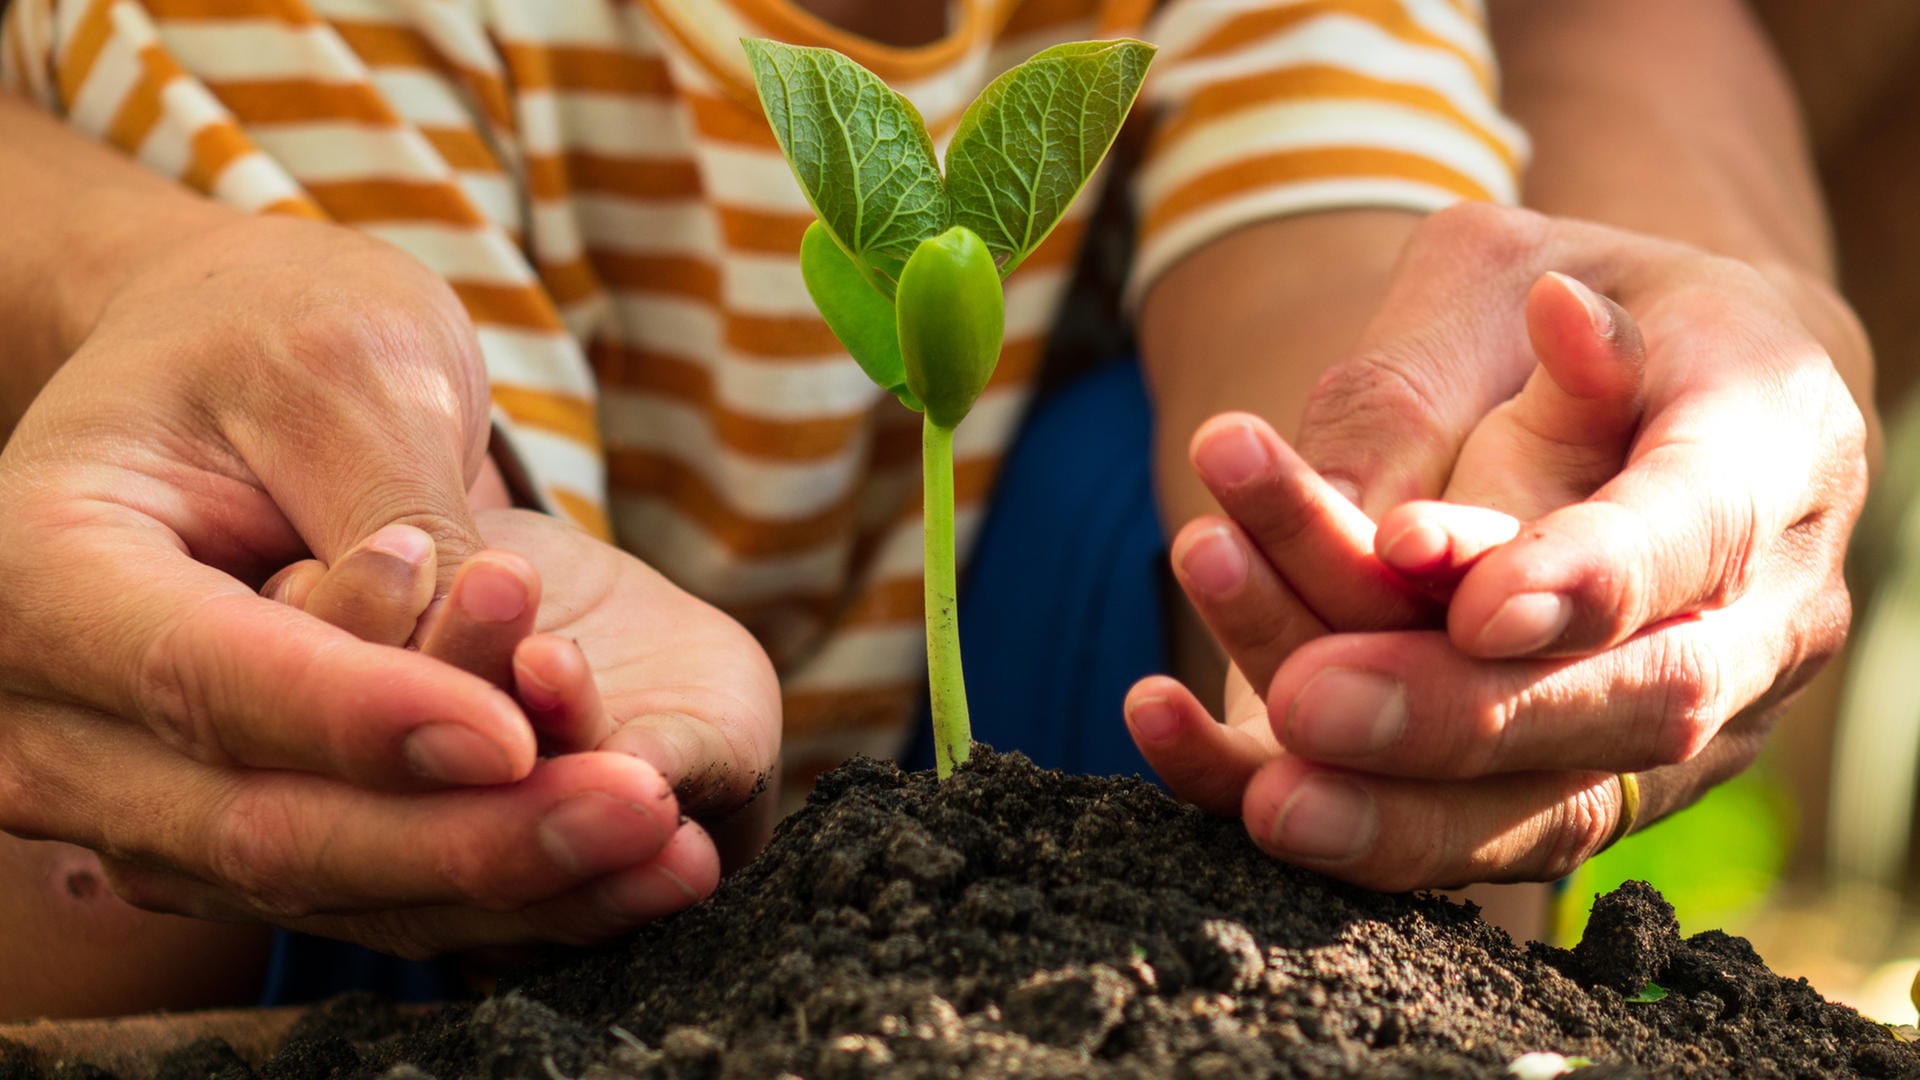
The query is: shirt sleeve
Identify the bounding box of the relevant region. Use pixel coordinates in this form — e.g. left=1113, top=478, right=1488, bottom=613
left=1129, top=0, right=1529, bottom=300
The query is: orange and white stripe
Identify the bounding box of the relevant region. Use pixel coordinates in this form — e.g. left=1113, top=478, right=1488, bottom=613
left=4, top=0, right=1522, bottom=785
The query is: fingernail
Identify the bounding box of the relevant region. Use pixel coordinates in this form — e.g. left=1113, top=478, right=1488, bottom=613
left=1474, top=591, right=1572, bottom=657
left=539, top=792, right=663, bottom=877
left=1269, top=774, right=1376, bottom=862
left=1379, top=520, right=1448, bottom=570
left=405, top=723, right=513, bottom=785
left=367, top=524, right=431, bottom=565
left=1549, top=271, right=1613, bottom=339
left=602, top=863, right=705, bottom=921
left=1195, top=420, right=1270, bottom=487
left=516, top=661, right=561, bottom=712
left=658, top=865, right=701, bottom=902
left=1286, top=669, right=1407, bottom=756
left=1179, top=525, right=1247, bottom=596
left=1129, top=696, right=1179, bottom=744
left=458, top=564, right=526, bottom=623
left=1325, top=476, right=1363, bottom=507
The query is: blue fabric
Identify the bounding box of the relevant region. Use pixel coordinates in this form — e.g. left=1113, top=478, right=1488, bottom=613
left=259, top=927, right=454, bottom=1007
left=905, top=358, right=1171, bottom=779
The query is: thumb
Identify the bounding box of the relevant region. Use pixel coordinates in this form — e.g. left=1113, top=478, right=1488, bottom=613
left=234, top=359, right=492, bottom=596
left=1368, top=274, right=1647, bottom=596
left=289, top=448, right=488, bottom=598
left=1290, top=346, right=1472, bottom=520
left=1293, top=293, right=1536, bottom=521
left=1440, top=272, right=1646, bottom=516
left=1517, top=271, right=1645, bottom=454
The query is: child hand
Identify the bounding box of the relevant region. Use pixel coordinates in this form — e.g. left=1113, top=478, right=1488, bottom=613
left=262, top=507, right=781, bottom=944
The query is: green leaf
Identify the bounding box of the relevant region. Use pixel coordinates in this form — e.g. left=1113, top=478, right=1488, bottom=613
left=743, top=38, right=948, bottom=294
left=943, top=39, right=1154, bottom=278
left=799, top=221, right=922, bottom=411
left=1624, top=982, right=1669, bottom=1004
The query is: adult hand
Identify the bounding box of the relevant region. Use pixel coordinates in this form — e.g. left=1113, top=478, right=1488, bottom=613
left=0, top=216, right=692, bottom=954
left=1127, top=204, right=1869, bottom=892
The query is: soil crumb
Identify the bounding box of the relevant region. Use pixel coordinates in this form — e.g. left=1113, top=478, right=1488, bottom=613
left=9, top=751, right=1916, bottom=1079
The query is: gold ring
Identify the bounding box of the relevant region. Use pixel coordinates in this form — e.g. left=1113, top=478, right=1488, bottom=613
left=1601, top=772, right=1641, bottom=852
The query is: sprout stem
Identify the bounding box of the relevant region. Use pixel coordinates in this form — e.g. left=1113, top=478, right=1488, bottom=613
left=923, top=416, right=971, bottom=777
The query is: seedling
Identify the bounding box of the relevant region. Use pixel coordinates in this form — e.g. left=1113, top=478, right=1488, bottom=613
left=1506, top=1052, right=1594, bottom=1078
left=1623, top=981, right=1669, bottom=1004
left=744, top=36, right=1154, bottom=777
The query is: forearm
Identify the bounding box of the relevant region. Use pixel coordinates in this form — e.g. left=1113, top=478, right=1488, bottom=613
left=1489, top=0, right=1877, bottom=457
left=0, top=91, right=237, bottom=428
left=1493, top=0, right=1826, bottom=274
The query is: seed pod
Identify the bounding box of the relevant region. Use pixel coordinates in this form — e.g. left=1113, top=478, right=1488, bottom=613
left=897, top=226, right=1004, bottom=429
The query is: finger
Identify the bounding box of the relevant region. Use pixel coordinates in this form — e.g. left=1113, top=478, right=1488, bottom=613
left=9, top=708, right=684, bottom=915
left=514, top=635, right=611, bottom=753
left=2, top=510, right=534, bottom=787
left=1267, top=571, right=1839, bottom=778
left=1441, top=272, right=1647, bottom=517
left=106, top=820, right=722, bottom=957
left=1189, top=413, right=1432, bottom=634
left=1290, top=204, right=1546, bottom=518
left=1448, top=410, right=1818, bottom=659
left=332, top=818, right=722, bottom=957
left=1375, top=501, right=1520, bottom=596
left=1241, top=714, right=1768, bottom=892
left=1450, top=283, right=1860, bottom=659
left=417, top=551, right=541, bottom=688
left=261, top=560, right=327, bottom=609
left=1519, top=272, right=1645, bottom=456
left=296, top=523, right=437, bottom=647
left=601, top=708, right=770, bottom=821
left=218, top=289, right=497, bottom=597
left=1125, top=673, right=1274, bottom=816
left=1241, top=755, right=1616, bottom=891
left=1170, top=517, right=1330, bottom=693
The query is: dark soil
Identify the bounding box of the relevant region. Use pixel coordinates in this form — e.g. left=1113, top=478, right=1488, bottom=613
left=10, top=751, right=1917, bottom=1079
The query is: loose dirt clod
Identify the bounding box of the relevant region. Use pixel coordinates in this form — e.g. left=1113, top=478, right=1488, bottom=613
left=7, top=751, right=1915, bottom=1079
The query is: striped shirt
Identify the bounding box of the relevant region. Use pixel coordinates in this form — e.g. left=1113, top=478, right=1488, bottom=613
left=3, top=0, right=1524, bottom=784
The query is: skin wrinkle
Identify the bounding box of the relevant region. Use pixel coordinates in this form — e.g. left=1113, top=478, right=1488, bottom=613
left=1302, top=350, right=1460, bottom=505
left=203, top=782, right=321, bottom=920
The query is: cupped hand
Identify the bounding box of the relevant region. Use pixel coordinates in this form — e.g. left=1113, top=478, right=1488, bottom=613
left=226, top=506, right=782, bottom=951
left=1128, top=204, right=1868, bottom=892
left=272, top=508, right=785, bottom=861
left=0, top=215, right=697, bottom=954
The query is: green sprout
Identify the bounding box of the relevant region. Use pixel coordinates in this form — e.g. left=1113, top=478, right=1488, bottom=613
left=1506, top=1052, right=1595, bottom=1078
left=1623, top=981, right=1669, bottom=1004
left=743, top=36, right=1154, bottom=777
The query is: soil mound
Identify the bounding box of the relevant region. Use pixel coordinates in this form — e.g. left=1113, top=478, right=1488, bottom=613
left=12, top=751, right=1917, bottom=1078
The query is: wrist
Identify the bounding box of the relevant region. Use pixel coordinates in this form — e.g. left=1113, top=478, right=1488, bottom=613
left=0, top=104, right=240, bottom=360
left=0, top=92, right=243, bottom=430
left=51, top=198, right=243, bottom=358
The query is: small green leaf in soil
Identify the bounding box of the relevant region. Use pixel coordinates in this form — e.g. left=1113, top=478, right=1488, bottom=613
left=1625, top=982, right=1669, bottom=1003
